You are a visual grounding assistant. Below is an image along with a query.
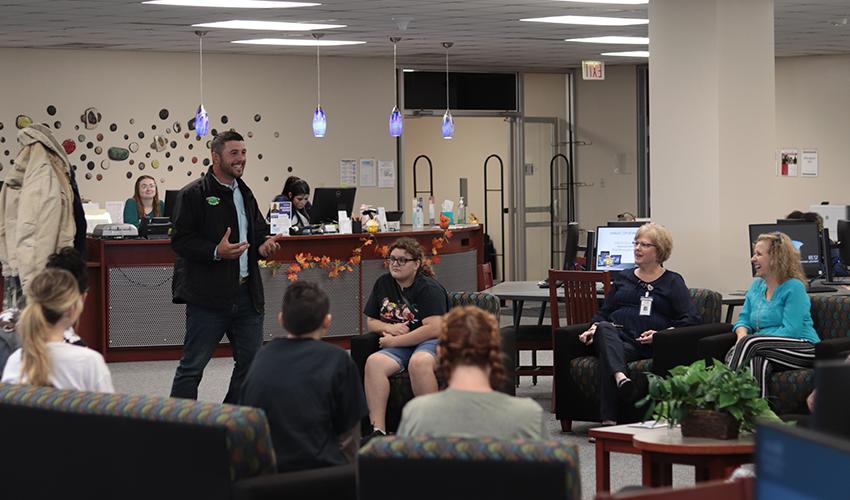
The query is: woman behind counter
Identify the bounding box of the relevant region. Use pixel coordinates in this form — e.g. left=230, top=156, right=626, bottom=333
left=123, top=175, right=164, bottom=228
left=273, top=176, right=311, bottom=228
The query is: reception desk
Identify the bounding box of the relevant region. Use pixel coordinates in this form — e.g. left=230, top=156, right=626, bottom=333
left=82, top=226, right=484, bottom=362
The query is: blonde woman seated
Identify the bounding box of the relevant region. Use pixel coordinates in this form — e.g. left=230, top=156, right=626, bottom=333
left=1, top=268, right=113, bottom=392
left=727, top=232, right=818, bottom=398
left=397, top=306, right=548, bottom=440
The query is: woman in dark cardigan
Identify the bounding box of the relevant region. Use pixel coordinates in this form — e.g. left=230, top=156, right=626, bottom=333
left=579, top=222, right=701, bottom=424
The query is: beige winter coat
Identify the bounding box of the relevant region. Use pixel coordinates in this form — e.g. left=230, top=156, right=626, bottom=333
left=0, top=124, right=75, bottom=291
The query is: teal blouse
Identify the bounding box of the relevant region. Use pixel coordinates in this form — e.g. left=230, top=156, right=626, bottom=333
left=123, top=199, right=165, bottom=228
left=733, top=278, right=819, bottom=343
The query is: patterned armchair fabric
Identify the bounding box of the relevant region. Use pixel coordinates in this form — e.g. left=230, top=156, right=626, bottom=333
left=448, top=291, right=501, bottom=318
left=689, top=288, right=723, bottom=323
left=0, top=383, right=276, bottom=481
left=556, top=288, right=726, bottom=427
left=810, top=295, right=850, bottom=340
left=359, top=435, right=581, bottom=500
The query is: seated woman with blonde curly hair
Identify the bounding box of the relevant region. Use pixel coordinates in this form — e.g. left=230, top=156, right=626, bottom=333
left=396, top=306, right=548, bottom=440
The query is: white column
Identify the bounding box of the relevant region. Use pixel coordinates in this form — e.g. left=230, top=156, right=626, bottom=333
left=649, top=0, right=776, bottom=292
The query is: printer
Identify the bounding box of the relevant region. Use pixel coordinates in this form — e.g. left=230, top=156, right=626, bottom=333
left=92, top=223, right=139, bottom=239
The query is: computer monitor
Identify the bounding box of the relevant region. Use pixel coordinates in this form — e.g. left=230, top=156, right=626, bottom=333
left=813, top=359, right=850, bottom=440
left=606, top=220, right=648, bottom=228
left=836, top=220, right=850, bottom=265
left=309, top=187, right=356, bottom=224
left=164, top=189, right=180, bottom=221
left=755, top=421, right=850, bottom=500
left=594, top=225, right=640, bottom=272
left=809, top=204, right=850, bottom=238
left=563, top=222, right=580, bottom=270
left=749, top=222, right=821, bottom=279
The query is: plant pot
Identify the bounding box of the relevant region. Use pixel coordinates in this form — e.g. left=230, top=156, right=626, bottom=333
left=681, top=409, right=740, bottom=440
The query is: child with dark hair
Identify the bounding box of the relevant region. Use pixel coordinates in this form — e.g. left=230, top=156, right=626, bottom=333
left=46, top=247, right=88, bottom=346
left=240, top=281, right=367, bottom=472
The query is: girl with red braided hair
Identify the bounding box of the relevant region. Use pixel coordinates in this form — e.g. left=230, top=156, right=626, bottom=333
left=397, top=306, right=548, bottom=439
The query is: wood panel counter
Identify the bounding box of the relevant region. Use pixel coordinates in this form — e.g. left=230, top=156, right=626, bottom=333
left=82, top=225, right=483, bottom=362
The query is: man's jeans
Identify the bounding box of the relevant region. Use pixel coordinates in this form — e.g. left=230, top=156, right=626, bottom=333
left=170, top=284, right=263, bottom=404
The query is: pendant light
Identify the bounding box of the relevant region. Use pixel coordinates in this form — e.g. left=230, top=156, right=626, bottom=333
left=388, top=36, right=403, bottom=137
left=194, top=30, right=210, bottom=138
left=441, top=42, right=454, bottom=139
left=312, top=33, right=327, bottom=138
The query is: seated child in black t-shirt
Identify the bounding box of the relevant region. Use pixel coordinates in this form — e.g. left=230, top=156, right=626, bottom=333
left=239, top=281, right=367, bottom=472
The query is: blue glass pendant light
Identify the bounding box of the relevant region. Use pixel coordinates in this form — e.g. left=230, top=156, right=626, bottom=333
left=389, top=37, right=403, bottom=137
left=195, top=31, right=209, bottom=138
left=312, top=33, right=327, bottom=138
left=312, top=106, right=326, bottom=137
left=441, top=42, right=454, bottom=139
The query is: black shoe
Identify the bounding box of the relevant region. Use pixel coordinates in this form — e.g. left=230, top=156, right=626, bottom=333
left=360, top=428, right=386, bottom=447
left=617, top=378, right=635, bottom=402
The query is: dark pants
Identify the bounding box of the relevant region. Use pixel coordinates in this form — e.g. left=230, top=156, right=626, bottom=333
left=170, top=283, right=263, bottom=404
left=594, top=322, right=644, bottom=422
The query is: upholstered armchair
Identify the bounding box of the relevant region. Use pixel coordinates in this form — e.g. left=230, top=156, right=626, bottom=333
left=358, top=435, right=581, bottom=500
left=350, top=291, right=515, bottom=433
left=552, top=288, right=727, bottom=431
left=697, top=294, right=850, bottom=416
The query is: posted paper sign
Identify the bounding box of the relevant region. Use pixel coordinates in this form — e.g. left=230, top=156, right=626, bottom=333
left=270, top=201, right=292, bottom=235
left=378, top=160, right=395, bottom=188
left=360, top=158, right=377, bottom=187
left=340, top=159, right=357, bottom=187
left=779, top=149, right=798, bottom=177
left=801, top=149, right=818, bottom=177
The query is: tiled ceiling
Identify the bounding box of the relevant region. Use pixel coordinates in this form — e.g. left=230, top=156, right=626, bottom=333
left=0, top=0, right=848, bottom=71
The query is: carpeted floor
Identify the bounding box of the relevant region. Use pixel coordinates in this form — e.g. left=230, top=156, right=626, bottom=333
left=109, top=350, right=696, bottom=500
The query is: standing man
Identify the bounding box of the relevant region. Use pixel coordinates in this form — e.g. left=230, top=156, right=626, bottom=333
left=170, top=130, right=280, bottom=403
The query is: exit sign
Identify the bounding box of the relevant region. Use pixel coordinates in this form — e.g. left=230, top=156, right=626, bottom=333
left=582, top=60, right=605, bottom=80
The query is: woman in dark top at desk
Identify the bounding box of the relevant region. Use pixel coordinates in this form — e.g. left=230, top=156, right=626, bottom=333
left=123, top=175, right=164, bottom=228
left=579, top=222, right=700, bottom=424
left=272, top=176, right=311, bottom=228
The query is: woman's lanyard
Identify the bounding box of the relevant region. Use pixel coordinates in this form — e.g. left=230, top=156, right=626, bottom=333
left=639, top=282, right=653, bottom=316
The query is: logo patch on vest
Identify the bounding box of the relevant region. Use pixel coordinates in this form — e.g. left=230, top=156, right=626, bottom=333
left=206, top=196, right=220, bottom=206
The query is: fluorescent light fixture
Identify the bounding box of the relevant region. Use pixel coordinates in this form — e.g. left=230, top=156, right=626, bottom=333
left=566, top=36, right=648, bottom=44
left=521, top=15, right=648, bottom=26
left=143, top=0, right=319, bottom=7
left=233, top=38, right=365, bottom=46
left=601, top=50, right=649, bottom=57
left=193, top=20, right=344, bottom=30
left=402, top=68, right=415, bottom=72
left=553, top=0, right=648, bottom=4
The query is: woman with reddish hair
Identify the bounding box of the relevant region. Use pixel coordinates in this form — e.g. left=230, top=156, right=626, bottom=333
left=396, top=306, right=548, bottom=440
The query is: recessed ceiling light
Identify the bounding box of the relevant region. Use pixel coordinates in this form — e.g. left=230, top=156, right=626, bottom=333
left=143, top=0, right=319, bottom=8
left=402, top=68, right=415, bottom=73
left=521, top=15, right=648, bottom=26
left=553, top=0, right=648, bottom=4
left=566, top=36, right=648, bottom=44
left=193, top=20, right=344, bottom=30
left=601, top=50, right=649, bottom=57
left=232, top=38, right=365, bottom=46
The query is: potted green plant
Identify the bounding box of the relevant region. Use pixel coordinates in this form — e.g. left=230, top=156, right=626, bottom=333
left=637, top=359, right=780, bottom=439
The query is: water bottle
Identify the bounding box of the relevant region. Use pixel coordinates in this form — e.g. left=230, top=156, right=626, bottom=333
left=457, top=196, right=466, bottom=224
left=428, top=196, right=436, bottom=226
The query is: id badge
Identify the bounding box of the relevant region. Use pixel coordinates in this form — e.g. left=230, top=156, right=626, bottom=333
left=639, top=296, right=653, bottom=316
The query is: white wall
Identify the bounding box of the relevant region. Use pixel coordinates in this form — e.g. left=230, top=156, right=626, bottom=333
left=574, top=65, right=639, bottom=232
left=0, top=48, right=396, bottom=213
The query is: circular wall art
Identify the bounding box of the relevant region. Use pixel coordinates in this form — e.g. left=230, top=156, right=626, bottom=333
left=47, top=105, right=57, bottom=116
